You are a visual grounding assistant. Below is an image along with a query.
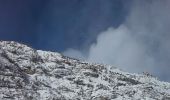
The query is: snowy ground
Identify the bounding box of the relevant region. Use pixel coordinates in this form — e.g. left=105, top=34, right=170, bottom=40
left=0, top=41, right=170, bottom=100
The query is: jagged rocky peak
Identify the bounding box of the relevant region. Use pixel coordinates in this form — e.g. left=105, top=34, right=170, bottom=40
left=0, top=41, right=170, bottom=100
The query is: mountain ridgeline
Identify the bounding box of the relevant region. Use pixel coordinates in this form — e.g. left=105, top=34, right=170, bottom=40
left=0, top=41, right=170, bottom=100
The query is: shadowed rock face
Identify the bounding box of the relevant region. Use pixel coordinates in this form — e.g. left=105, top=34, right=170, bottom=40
left=0, top=41, right=170, bottom=100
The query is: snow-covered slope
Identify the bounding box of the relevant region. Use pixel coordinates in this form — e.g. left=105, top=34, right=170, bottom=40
left=0, top=41, right=170, bottom=100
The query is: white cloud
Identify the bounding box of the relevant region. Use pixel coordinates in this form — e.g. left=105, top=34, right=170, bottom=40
left=63, top=0, right=170, bottom=81
left=87, top=25, right=155, bottom=73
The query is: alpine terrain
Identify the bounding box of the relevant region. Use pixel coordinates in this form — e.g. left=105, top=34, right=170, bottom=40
left=0, top=41, right=170, bottom=100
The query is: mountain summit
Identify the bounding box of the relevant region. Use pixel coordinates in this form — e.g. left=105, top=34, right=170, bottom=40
left=0, top=41, right=170, bottom=100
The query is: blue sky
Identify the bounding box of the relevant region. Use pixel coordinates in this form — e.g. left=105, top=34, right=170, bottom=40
left=0, top=0, right=129, bottom=51
left=1, top=0, right=170, bottom=81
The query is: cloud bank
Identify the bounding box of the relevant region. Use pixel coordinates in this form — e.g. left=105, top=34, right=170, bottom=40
left=64, top=0, right=170, bottom=81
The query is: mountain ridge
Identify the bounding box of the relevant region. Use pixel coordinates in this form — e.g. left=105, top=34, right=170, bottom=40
left=0, top=41, right=170, bottom=100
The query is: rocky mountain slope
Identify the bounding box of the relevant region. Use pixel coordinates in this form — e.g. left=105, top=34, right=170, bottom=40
left=0, top=41, right=170, bottom=100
